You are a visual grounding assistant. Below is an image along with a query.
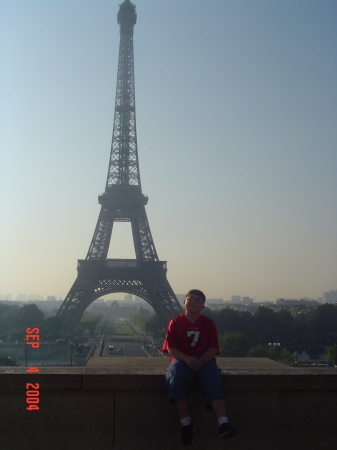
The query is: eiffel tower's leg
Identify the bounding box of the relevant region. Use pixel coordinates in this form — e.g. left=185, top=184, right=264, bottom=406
left=86, top=206, right=116, bottom=261
left=144, top=282, right=182, bottom=327
left=56, top=276, right=97, bottom=332
left=130, top=206, right=158, bottom=261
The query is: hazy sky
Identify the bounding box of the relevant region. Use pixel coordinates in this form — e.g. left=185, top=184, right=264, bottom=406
left=1, top=0, right=336, bottom=303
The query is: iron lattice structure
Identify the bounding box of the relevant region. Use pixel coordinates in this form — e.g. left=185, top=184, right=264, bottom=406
left=57, top=0, right=182, bottom=332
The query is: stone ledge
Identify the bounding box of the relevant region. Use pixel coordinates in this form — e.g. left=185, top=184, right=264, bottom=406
left=1, top=358, right=337, bottom=450
left=1, top=358, right=336, bottom=391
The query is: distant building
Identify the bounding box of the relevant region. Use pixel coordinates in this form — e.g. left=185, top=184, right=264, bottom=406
left=207, top=298, right=224, bottom=311
left=276, top=298, right=319, bottom=308
left=231, top=295, right=241, bottom=303
left=242, top=296, right=253, bottom=304
left=28, top=294, right=43, bottom=301
left=176, top=294, right=186, bottom=306
left=323, top=290, right=337, bottom=304
left=207, top=298, right=223, bottom=304
left=124, top=293, right=133, bottom=302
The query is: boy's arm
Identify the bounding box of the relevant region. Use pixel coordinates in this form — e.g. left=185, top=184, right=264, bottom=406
left=200, top=347, right=218, bottom=363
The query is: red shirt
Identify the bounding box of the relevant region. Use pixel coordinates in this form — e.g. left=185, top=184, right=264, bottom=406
left=162, top=313, right=219, bottom=362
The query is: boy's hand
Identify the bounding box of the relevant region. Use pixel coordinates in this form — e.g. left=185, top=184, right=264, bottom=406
left=184, top=356, right=203, bottom=371
left=167, top=348, right=205, bottom=371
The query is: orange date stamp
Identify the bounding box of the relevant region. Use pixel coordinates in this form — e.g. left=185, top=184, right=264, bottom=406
left=26, top=328, right=40, bottom=411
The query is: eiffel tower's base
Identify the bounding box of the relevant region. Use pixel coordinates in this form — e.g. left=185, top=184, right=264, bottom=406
left=56, top=259, right=182, bottom=332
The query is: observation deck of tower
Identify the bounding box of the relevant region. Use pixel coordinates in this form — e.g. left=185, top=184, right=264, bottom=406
left=56, top=0, right=182, bottom=332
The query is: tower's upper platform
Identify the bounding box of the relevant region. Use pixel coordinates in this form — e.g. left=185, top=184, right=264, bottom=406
left=118, top=0, right=137, bottom=26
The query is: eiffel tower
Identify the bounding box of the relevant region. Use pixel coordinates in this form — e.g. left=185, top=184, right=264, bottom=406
left=57, top=0, right=182, bottom=332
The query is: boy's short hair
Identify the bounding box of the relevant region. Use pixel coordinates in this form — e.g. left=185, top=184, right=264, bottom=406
left=185, top=289, right=206, bottom=304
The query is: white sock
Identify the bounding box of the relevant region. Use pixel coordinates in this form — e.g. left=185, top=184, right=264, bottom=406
left=180, top=416, right=192, bottom=427
left=218, top=416, right=228, bottom=426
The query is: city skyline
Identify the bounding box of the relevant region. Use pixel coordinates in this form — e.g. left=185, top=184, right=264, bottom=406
left=0, top=290, right=330, bottom=303
left=1, top=1, right=336, bottom=303
left=1, top=286, right=335, bottom=309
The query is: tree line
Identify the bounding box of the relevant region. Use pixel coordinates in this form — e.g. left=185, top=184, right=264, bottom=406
left=1, top=302, right=336, bottom=365
left=202, top=304, right=337, bottom=364
left=205, top=304, right=337, bottom=349
left=0, top=303, right=62, bottom=342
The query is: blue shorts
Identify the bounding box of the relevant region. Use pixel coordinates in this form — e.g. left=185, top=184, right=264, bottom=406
left=165, top=359, right=225, bottom=407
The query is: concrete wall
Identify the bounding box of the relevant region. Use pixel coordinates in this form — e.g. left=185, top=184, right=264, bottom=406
left=1, top=358, right=336, bottom=450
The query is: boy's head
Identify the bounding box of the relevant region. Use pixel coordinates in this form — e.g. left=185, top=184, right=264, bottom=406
left=184, top=289, right=206, bottom=305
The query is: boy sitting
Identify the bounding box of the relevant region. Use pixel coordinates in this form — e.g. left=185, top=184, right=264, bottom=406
left=162, top=289, right=237, bottom=446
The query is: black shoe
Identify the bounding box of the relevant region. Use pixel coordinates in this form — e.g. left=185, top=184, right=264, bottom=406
left=181, top=422, right=194, bottom=446
left=218, top=422, right=237, bottom=439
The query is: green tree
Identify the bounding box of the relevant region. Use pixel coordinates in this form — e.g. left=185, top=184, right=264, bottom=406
left=139, top=305, right=150, bottom=316
left=279, top=348, right=296, bottom=366
left=325, top=346, right=337, bottom=366
left=305, top=304, right=337, bottom=345
left=39, top=316, right=63, bottom=341
left=251, top=344, right=278, bottom=360
left=219, top=331, right=250, bottom=357
left=145, top=315, right=165, bottom=337
left=253, top=306, right=281, bottom=345
left=0, top=353, right=18, bottom=366
left=277, top=309, right=295, bottom=345
left=15, top=304, right=45, bottom=328
left=7, top=328, right=26, bottom=342
left=0, top=304, right=20, bottom=338
left=217, top=308, right=244, bottom=335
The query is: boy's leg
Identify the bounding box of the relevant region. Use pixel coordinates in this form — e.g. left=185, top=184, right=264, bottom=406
left=210, top=395, right=237, bottom=439
left=175, top=399, right=189, bottom=419
left=165, top=359, right=194, bottom=404
left=195, top=359, right=225, bottom=407
left=175, top=399, right=194, bottom=446
left=210, top=398, right=227, bottom=418
left=196, top=360, right=237, bottom=439
left=165, top=360, right=195, bottom=446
